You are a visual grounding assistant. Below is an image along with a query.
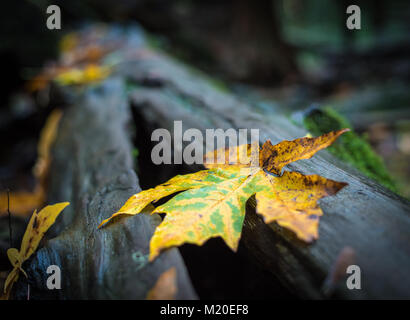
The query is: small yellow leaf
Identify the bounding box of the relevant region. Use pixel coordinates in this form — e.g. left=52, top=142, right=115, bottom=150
left=33, top=109, right=63, bottom=182
left=20, top=202, right=69, bottom=260
left=55, top=64, right=110, bottom=86
left=2, top=268, right=19, bottom=298
left=0, top=186, right=45, bottom=218
left=6, top=248, right=21, bottom=267
left=6, top=249, right=26, bottom=277
left=146, top=267, right=177, bottom=300
left=28, top=30, right=111, bottom=92
left=2, top=202, right=69, bottom=299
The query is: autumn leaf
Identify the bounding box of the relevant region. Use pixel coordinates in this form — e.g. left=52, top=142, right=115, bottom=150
left=259, top=129, right=350, bottom=175
left=0, top=109, right=62, bottom=217
left=146, top=267, right=177, bottom=300
left=0, top=187, right=44, bottom=218
left=27, top=57, right=109, bottom=92
left=99, top=129, right=348, bottom=261
left=33, top=109, right=63, bottom=183
left=55, top=64, right=111, bottom=86
left=1, top=202, right=69, bottom=299
left=98, top=170, right=231, bottom=227
left=27, top=30, right=112, bottom=92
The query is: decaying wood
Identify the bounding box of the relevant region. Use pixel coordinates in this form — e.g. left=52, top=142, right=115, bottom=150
left=114, top=35, right=410, bottom=299
left=13, top=79, right=197, bottom=299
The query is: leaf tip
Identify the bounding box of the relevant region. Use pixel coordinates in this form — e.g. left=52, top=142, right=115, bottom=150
left=97, top=218, right=109, bottom=229
left=148, top=251, right=158, bottom=262
left=339, top=128, right=350, bottom=135
left=61, top=201, right=70, bottom=209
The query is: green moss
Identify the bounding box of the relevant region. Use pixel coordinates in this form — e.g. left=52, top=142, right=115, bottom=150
left=303, top=107, right=397, bottom=192
left=132, top=148, right=139, bottom=159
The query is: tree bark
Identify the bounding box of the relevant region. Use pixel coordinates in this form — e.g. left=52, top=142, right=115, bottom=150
left=14, top=79, right=197, bottom=300
left=118, top=37, right=410, bottom=299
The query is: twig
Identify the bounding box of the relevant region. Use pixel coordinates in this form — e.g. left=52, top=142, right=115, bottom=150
left=7, top=188, right=12, bottom=248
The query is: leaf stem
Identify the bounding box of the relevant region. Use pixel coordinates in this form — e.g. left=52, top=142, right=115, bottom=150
left=7, top=188, right=12, bottom=248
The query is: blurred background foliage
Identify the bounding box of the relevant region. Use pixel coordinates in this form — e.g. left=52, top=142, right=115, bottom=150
left=0, top=0, right=409, bottom=197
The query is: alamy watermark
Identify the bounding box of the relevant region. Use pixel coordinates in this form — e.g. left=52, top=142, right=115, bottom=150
left=151, top=121, right=260, bottom=166
left=46, top=5, right=61, bottom=30
left=46, top=265, right=61, bottom=289
left=346, top=264, right=361, bottom=290
left=346, top=5, right=361, bottom=30
left=45, top=5, right=361, bottom=31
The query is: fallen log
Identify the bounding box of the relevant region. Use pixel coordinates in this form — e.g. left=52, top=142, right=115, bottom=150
left=14, top=79, right=197, bottom=299
left=114, top=35, right=410, bottom=299
left=10, top=24, right=410, bottom=300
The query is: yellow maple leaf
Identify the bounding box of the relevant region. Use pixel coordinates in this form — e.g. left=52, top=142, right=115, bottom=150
left=1, top=202, right=69, bottom=299
left=99, top=129, right=349, bottom=261
left=146, top=267, right=177, bottom=300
